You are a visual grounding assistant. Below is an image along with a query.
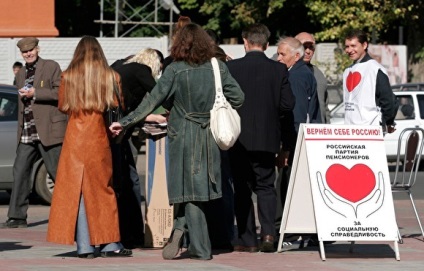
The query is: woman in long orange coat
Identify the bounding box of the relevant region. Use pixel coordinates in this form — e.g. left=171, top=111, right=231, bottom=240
left=46, top=36, right=132, bottom=259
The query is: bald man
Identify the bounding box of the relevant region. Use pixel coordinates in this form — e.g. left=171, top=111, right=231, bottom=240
left=295, top=32, right=330, bottom=124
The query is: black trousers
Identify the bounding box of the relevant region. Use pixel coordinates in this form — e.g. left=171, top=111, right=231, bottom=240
left=9, top=142, right=61, bottom=219
left=229, top=143, right=277, bottom=247
left=274, top=165, right=291, bottom=234
left=111, top=139, right=144, bottom=248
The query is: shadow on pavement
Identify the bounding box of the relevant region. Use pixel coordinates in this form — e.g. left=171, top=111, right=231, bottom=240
left=284, top=243, right=397, bottom=259
left=0, top=242, right=32, bottom=251
left=28, top=219, right=49, bottom=227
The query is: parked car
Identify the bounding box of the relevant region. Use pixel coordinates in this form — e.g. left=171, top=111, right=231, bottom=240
left=327, top=83, right=343, bottom=111
left=391, top=83, right=424, bottom=92
left=330, top=90, right=424, bottom=162
left=0, top=84, right=53, bottom=204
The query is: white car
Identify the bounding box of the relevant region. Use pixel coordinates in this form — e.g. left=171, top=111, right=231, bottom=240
left=330, top=91, right=424, bottom=162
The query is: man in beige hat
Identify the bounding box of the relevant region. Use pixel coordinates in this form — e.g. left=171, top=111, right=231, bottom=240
left=1, top=37, right=67, bottom=228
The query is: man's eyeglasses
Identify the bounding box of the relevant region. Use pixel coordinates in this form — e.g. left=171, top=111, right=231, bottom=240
left=303, top=42, right=315, bottom=51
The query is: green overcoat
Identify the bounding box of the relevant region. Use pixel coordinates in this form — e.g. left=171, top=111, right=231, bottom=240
left=119, top=60, right=244, bottom=204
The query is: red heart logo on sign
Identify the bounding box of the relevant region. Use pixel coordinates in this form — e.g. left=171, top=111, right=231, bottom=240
left=325, top=164, right=376, bottom=203
left=346, top=71, right=361, bottom=92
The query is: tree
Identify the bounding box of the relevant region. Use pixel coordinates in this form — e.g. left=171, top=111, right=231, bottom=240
left=305, top=0, right=424, bottom=80
left=305, top=0, right=420, bottom=42
left=177, top=0, right=287, bottom=37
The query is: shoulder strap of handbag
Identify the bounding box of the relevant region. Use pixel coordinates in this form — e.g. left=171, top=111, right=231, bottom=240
left=211, top=57, right=223, bottom=97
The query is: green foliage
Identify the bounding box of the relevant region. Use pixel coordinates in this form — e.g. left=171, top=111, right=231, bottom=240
left=333, top=45, right=352, bottom=75
left=178, top=0, right=199, bottom=9
left=306, top=0, right=419, bottom=42
left=177, top=0, right=287, bottom=34
left=415, top=48, right=424, bottom=60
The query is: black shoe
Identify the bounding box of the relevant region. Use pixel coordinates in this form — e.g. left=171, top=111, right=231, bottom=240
left=100, top=248, right=132, bottom=258
left=259, top=235, right=275, bottom=252
left=77, top=253, right=95, bottom=259
left=0, top=218, right=27, bottom=229
left=233, top=245, right=259, bottom=253
left=162, top=229, right=184, bottom=260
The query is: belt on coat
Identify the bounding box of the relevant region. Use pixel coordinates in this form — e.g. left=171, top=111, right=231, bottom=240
left=174, top=100, right=217, bottom=184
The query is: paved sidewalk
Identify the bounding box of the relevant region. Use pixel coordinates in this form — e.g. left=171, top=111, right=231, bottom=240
left=0, top=196, right=423, bottom=271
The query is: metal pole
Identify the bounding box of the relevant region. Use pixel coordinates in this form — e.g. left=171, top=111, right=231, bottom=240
left=399, top=26, right=404, bottom=45
left=169, top=7, right=173, bottom=44
left=371, top=28, right=377, bottom=44
left=155, top=0, right=158, bottom=23
left=99, top=0, right=104, bottom=37
left=115, top=0, right=119, bottom=38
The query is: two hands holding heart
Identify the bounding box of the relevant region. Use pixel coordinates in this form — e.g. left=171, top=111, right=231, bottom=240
left=317, top=164, right=384, bottom=219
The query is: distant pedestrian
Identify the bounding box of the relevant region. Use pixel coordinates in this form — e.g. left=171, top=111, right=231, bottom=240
left=204, top=28, right=235, bottom=251
left=112, top=48, right=167, bottom=249
left=0, top=37, right=66, bottom=229
left=109, top=23, right=244, bottom=260
left=162, top=16, right=191, bottom=71
left=226, top=23, right=295, bottom=253
left=12, top=61, right=23, bottom=86
left=343, top=29, right=398, bottom=133
left=295, top=32, right=330, bottom=124
left=275, top=37, right=320, bottom=241
left=46, top=36, right=132, bottom=259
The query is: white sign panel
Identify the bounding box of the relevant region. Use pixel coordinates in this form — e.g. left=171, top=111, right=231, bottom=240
left=304, top=124, right=398, bottom=241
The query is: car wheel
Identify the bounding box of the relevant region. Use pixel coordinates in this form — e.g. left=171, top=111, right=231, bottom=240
left=34, top=163, right=54, bottom=204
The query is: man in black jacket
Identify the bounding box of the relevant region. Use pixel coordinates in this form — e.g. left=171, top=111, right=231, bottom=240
left=227, top=23, right=295, bottom=253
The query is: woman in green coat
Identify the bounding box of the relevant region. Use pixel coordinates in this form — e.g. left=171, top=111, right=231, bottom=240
left=109, top=23, right=244, bottom=260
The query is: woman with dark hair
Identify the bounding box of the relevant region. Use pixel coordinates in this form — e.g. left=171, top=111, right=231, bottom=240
left=47, top=36, right=132, bottom=258
left=109, top=23, right=244, bottom=260
left=162, top=16, right=192, bottom=71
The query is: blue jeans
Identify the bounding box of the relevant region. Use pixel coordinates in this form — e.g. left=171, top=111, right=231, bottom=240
left=76, top=195, right=123, bottom=254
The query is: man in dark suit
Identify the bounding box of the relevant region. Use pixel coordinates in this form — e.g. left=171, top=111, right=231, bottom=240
left=1, top=37, right=67, bottom=228
left=275, top=36, right=320, bottom=246
left=226, top=23, right=295, bottom=253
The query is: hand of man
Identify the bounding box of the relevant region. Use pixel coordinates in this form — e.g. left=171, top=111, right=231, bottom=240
left=18, top=87, right=35, bottom=99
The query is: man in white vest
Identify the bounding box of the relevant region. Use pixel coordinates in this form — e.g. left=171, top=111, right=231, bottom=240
left=343, top=29, right=398, bottom=133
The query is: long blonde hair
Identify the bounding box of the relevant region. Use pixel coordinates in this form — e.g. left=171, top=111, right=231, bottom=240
left=125, top=48, right=161, bottom=78
left=60, top=36, right=115, bottom=113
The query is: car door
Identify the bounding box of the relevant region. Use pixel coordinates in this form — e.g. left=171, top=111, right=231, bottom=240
left=0, top=90, right=18, bottom=189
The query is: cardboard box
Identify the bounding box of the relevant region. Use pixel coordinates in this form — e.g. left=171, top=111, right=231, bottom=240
left=144, top=134, right=174, bottom=248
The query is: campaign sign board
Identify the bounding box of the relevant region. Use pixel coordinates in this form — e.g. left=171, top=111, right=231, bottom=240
left=278, top=124, right=399, bottom=260
left=144, top=134, right=174, bottom=248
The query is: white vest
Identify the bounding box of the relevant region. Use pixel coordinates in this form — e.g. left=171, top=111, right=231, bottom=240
left=343, top=59, right=388, bottom=125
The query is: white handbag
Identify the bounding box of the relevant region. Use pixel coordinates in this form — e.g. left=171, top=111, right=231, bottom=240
left=210, top=57, right=241, bottom=150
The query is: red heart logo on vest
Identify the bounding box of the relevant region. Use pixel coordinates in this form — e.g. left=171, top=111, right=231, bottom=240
left=346, top=71, right=361, bottom=92
left=325, top=164, right=376, bottom=203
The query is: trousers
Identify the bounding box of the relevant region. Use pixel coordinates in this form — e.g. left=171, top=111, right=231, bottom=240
left=76, top=195, right=123, bottom=254
left=8, top=142, right=61, bottom=219
left=229, top=144, right=277, bottom=247
left=173, top=202, right=211, bottom=259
